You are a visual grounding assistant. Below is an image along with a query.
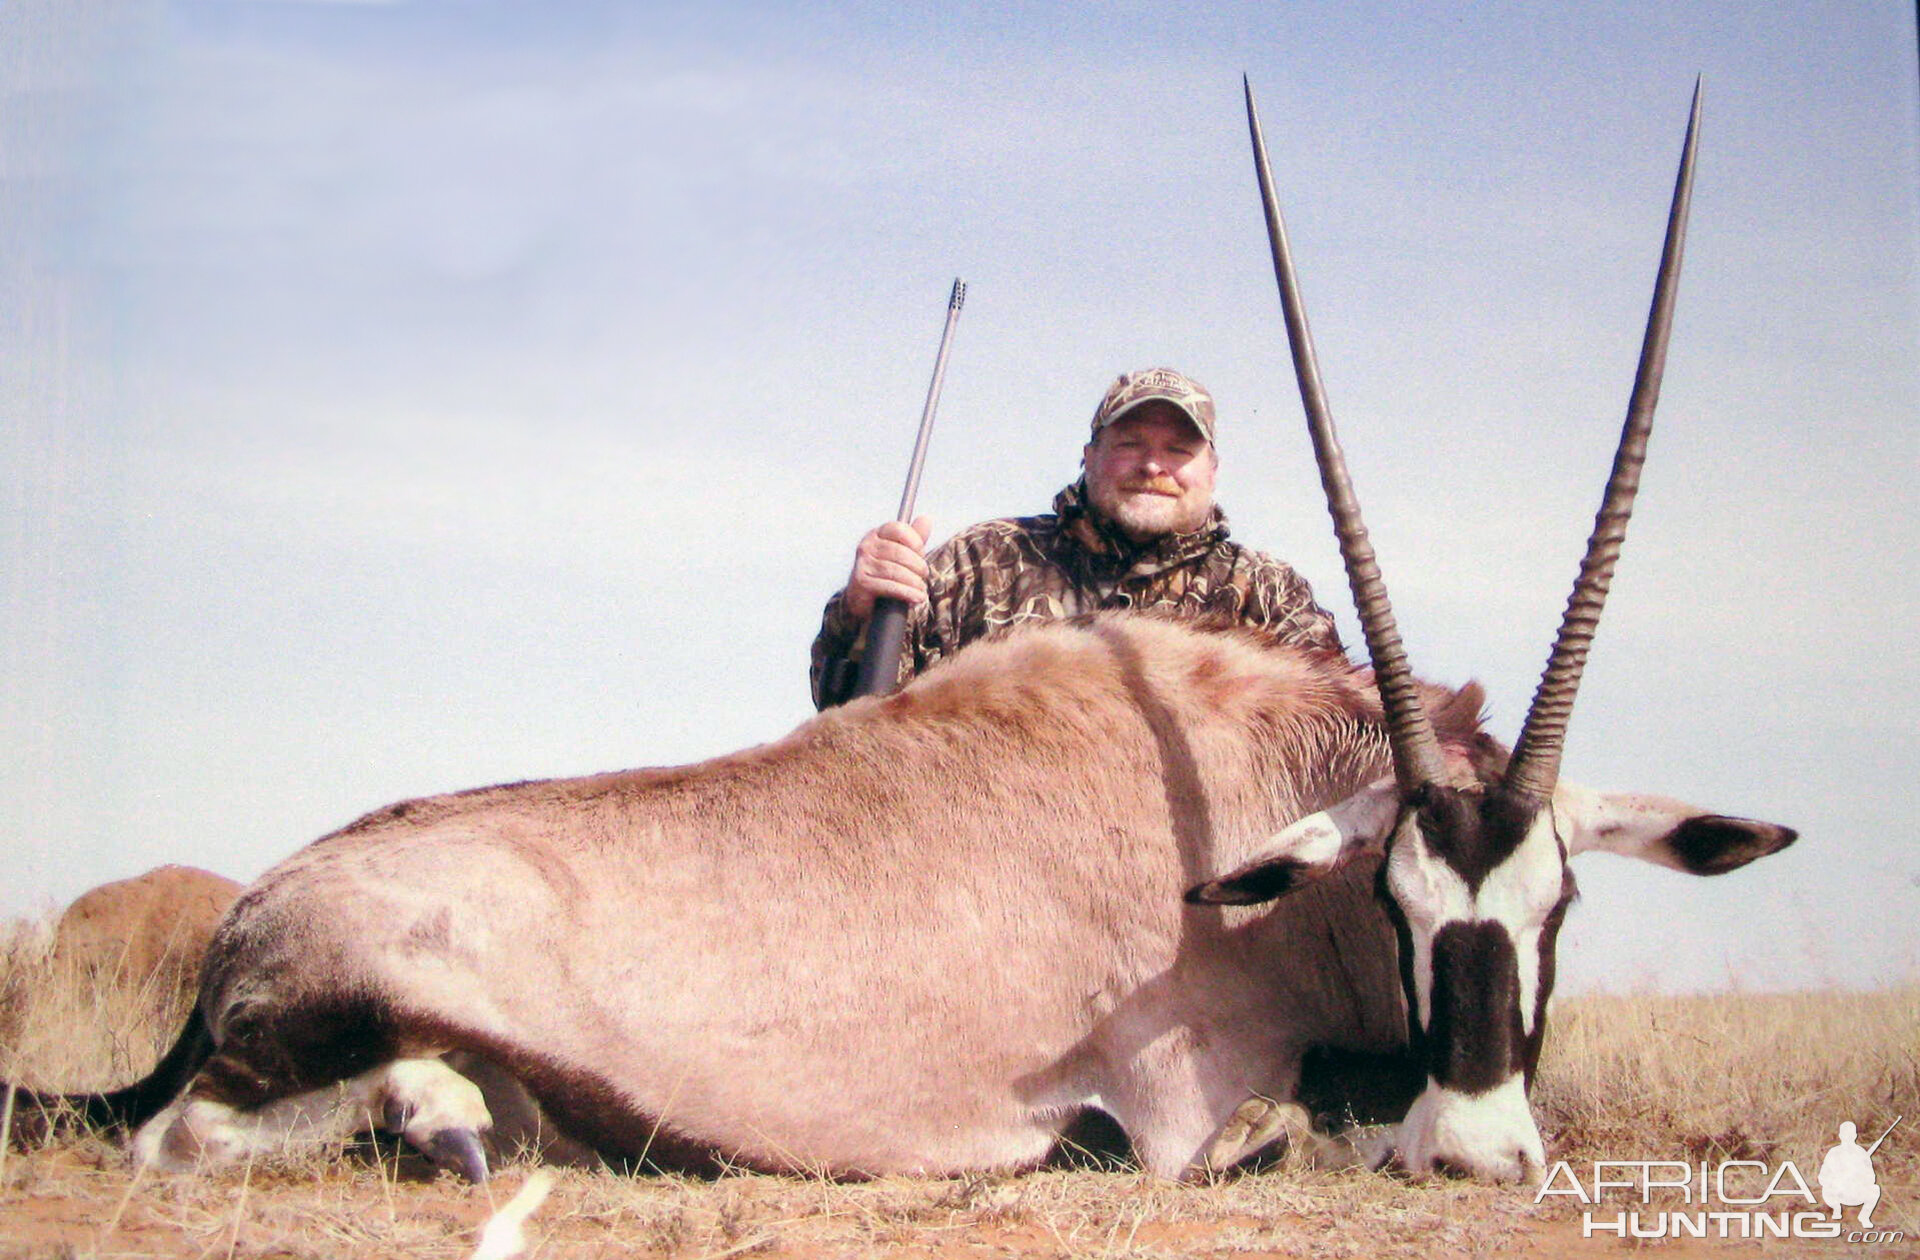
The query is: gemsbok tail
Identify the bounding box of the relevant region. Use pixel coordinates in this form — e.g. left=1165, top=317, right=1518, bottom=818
left=3, top=1004, right=213, bottom=1146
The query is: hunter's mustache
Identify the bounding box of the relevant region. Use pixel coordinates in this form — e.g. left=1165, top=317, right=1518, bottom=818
left=1119, top=476, right=1182, bottom=496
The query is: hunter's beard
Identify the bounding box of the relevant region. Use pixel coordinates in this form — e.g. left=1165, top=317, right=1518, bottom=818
left=1091, top=476, right=1212, bottom=542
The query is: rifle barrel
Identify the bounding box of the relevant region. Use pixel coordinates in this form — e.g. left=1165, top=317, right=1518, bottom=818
left=851, top=278, right=967, bottom=700
left=896, top=278, right=966, bottom=522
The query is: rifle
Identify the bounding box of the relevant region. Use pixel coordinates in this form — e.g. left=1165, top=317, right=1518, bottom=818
left=849, top=278, right=966, bottom=699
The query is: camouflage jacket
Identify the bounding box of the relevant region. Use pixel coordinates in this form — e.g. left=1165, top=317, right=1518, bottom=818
left=811, top=480, right=1344, bottom=708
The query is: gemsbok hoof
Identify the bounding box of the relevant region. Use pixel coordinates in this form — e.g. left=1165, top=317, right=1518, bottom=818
left=422, top=1127, right=490, bottom=1184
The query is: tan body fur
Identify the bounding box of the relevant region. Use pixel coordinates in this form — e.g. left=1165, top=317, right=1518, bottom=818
left=158, top=614, right=1484, bottom=1178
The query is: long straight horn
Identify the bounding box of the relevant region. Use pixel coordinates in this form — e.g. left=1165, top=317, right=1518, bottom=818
left=1245, top=76, right=1448, bottom=794
left=1504, top=81, right=1703, bottom=804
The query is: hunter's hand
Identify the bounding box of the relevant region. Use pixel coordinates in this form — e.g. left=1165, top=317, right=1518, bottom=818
left=844, top=516, right=932, bottom=622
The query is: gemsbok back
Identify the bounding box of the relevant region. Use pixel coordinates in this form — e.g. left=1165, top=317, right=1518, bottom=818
left=3, top=83, right=1792, bottom=1185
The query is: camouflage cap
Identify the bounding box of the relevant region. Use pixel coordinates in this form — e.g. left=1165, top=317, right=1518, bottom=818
left=1089, top=368, right=1217, bottom=443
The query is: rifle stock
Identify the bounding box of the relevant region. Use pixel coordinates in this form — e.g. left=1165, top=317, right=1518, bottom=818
left=852, top=598, right=912, bottom=698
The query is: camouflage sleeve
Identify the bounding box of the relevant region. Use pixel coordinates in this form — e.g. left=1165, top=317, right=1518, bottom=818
left=906, top=532, right=980, bottom=681
left=809, top=589, right=867, bottom=710
left=1239, top=549, right=1346, bottom=656
left=809, top=533, right=974, bottom=710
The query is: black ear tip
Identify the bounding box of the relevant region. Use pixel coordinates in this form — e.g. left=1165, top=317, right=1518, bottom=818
left=1712, top=815, right=1798, bottom=849
left=1186, top=878, right=1274, bottom=905
left=1183, top=860, right=1311, bottom=907
left=1673, top=814, right=1798, bottom=874
left=1185, top=882, right=1271, bottom=906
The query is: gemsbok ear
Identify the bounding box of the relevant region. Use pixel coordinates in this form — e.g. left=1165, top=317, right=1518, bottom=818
left=1184, top=777, right=1401, bottom=905
left=1554, top=782, right=1798, bottom=875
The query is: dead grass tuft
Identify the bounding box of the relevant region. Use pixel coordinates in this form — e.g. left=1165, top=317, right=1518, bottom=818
left=0, top=915, right=197, bottom=1095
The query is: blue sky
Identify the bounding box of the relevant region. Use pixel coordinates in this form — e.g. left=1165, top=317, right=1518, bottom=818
left=4, top=0, right=1915, bottom=994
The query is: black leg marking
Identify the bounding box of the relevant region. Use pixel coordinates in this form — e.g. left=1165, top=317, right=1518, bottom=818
left=1296, top=1046, right=1425, bottom=1129
left=191, top=994, right=400, bottom=1111
left=1044, top=1108, right=1135, bottom=1171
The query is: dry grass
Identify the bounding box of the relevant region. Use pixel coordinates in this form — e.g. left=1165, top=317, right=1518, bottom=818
left=0, top=917, right=200, bottom=1095
left=2, top=912, right=1915, bottom=1258
left=1537, top=988, right=1920, bottom=1173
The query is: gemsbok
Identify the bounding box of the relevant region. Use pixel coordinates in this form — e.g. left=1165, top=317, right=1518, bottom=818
left=3, top=82, right=1792, bottom=1184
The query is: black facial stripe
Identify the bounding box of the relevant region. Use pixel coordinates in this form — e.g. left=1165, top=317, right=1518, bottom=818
left=1425, top=921, right=1527, bottom=1095
left=1524, top=869, right=1578, bottom=1085
left=1415, top=786, right=1546, bottom=893
left=1374, top=859, right=1422, bottom=1049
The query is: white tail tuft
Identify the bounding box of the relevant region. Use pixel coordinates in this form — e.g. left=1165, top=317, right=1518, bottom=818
left=469, top=1169, right=556, bottom=1260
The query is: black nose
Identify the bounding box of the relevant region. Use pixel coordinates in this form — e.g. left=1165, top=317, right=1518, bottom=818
left=1429, top=1155, right=1474, bottom=1180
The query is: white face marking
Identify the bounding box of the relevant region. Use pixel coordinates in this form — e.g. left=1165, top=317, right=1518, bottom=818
left=1385, top=805, right=1567, bottom=1038
left=1471, top=817, right=1565, bottom=1036
left=1397, top=1072, right=1545, bottom=1181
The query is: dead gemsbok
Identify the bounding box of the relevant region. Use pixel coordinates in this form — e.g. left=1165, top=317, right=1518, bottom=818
left=2, top=84, right=1791, bottom=1185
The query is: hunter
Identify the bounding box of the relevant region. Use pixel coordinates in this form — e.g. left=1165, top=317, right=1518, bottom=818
left=812, top=367, right=1343, bottom=708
